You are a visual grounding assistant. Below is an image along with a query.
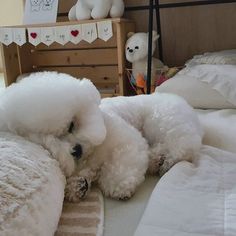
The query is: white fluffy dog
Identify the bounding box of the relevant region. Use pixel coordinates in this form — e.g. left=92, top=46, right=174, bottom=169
left=66, top=93, right=203, bottom=201
left=0, top=72, right=106, bottom=178
left=0, top=72, right=203, bottom=201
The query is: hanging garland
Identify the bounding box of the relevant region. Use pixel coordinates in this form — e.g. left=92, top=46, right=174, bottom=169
left=0, top=21, right=113, bottom=46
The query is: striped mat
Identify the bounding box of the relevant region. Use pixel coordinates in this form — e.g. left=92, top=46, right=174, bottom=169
left=55, top=188, right=104, bottom=236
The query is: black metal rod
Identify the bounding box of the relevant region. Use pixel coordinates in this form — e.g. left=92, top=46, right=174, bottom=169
left=155, top=0, right=163, bottom=61
left=161, top=0, right=236, bottom=9
left=147, top=0, right=154, bottom=94
left=125, top=0, right=236, bottom=11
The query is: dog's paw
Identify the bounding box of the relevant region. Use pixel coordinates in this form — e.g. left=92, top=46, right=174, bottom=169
left=118, top=195, right=132, bottom=201
left=112, top=189, right=134, bottom=201
left=65, top=176, right=90, bottom=202
left=148, top=154, right=166, bottom=175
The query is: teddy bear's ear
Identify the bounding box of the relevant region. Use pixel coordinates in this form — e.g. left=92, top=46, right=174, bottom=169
left=152, top=31, right=160, bottom=42
left=127, top=32, right=135, bottom=38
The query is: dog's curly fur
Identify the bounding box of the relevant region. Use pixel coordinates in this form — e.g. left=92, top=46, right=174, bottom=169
left=0, top=72, right=203, bottom=201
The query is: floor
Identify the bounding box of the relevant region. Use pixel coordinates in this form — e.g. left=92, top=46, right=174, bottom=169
left=104, top=176, right=159, bottom=236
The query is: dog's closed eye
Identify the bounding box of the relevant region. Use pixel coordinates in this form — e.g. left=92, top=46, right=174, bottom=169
left=68, top=121, right=74, bottom=133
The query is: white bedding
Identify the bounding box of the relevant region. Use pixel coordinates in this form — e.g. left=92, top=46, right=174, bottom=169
left=134, top=109, right=236, bottom=236
left=178, top=65, right=236, bottom=106
left=198, top=109, right=236, bottom=153
left=0, top=132, right=65, bottom=236
left=135, top=53, right=236, bottom=235
left=135, top=145, right=236, bottom=236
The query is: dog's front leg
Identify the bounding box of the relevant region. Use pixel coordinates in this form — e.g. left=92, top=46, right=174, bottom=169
left=65, top=166, right=99, bottom=202
left=26, top=133, right=75, bottom=177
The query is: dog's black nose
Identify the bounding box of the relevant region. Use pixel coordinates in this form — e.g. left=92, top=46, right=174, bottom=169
left=129, top=49, right=134, bottom=53
left=71, top=144, right=83, bottom=159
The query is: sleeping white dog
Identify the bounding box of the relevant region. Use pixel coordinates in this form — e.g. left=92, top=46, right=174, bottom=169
left=0, top=72, right=106, bottom=178
left=66, top=93, right=204, bottom=201
left=0, top=72, right=203, bottom=201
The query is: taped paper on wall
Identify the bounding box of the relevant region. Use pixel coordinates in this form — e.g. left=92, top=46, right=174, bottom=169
left=23, top=0, right=59, bottom=24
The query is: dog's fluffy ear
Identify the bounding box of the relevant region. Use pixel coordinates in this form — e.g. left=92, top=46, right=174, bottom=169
left=77, top=79, right=106, bottom=145
left=79, top=79, right=101, bottom=105
left=78, top=104, right=107, bottom=146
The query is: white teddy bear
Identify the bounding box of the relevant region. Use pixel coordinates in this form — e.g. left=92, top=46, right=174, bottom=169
left=125, top=31, right=166, bottom=93
left=68, top=0, right=125, bottom=21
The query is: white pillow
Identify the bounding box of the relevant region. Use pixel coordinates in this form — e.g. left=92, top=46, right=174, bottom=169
left=155, top=64, right=236, bottom=109
left=186, top=49, right=236, bottom=66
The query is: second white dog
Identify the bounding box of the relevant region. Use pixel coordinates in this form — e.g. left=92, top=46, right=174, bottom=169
left=66, top=93, right=204, bottom=201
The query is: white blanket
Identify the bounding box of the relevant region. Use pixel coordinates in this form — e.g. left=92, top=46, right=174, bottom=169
left=135, top=109, right=236, bottom=236
left=0, top=132, right=65, bottom=236
left=135, top=146, right=236, bottom=236
left=178, top=65, right=236, bottom=106
left=197, top=109, right=236, bottom=153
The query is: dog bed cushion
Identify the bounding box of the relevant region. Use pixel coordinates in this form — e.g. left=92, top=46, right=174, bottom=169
left=0, top=132, right=65, bottom=236
left=56, top=188, right=104, bottom=236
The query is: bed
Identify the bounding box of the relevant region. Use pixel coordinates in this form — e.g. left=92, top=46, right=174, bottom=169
left=104, top=49, right=236, bottom=236
left=1, top=52, right=236, bottom=236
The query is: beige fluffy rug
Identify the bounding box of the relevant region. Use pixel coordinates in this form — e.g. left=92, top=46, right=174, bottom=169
left=55, top=188, right=104, bottom=236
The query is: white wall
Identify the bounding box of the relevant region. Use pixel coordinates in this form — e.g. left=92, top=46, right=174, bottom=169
left=0, top=0, right=24, bottom=71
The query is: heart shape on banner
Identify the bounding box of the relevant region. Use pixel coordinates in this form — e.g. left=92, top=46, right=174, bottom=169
left=30, top=32, right=37, bottom=39
left=71, top=30, right=79, bottom=37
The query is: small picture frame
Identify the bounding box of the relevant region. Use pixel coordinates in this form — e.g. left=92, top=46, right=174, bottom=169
left=23, top=0, right=59, bottom=25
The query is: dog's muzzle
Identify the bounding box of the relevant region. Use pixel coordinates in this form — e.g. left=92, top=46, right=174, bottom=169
left=71, top=144, right=83, bottom=159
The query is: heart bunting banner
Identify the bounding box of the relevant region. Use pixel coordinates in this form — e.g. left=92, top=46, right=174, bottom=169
left=28, top=27, right=41, bottom=46
left=0, top=21, right=113, bottom=46
left=13, top=28, right=27, bottom=46
left=69, top=25, right=82, bottom=44
left=97, top=21, right=113, bottom=42
left=54, top=26, right=70, bottom=45
left=82, top=23, right=97, bottom=43
left=40, top=27, right=55, bottom=46
left=0, top=28, right=13, bottom=46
